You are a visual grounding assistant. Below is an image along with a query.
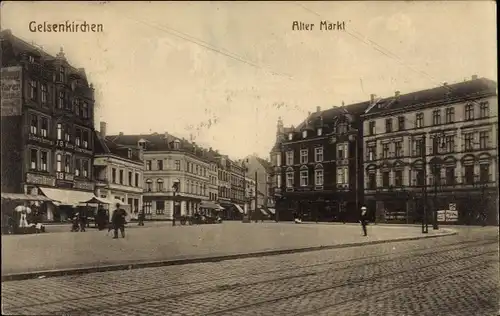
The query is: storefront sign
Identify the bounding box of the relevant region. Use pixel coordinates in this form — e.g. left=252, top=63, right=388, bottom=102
left=75, top=147, right=93, bottom=155
left=28, top=133, right=54, bottom=145
left=94, top=157, right=107, bottom=165
left=56, top=172, right=74, bottom=181
left=74, top=181, right=95, bottom=191
left=1, top=66, right=23, bottom=116
left=26, top=172, right=56, bottom=186
left=437, top=209, right=458, bottom=222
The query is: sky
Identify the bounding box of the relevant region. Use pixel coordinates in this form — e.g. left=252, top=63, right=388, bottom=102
left=1, top=1, right=497, bottom=160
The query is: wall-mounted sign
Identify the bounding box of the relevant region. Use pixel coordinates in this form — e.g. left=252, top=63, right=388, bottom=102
left=75, top=147, right=93, bottom=155
left=28, top=133, right=54, bottom=145
left=74, top=181, right=95, bottom=191
left=56, top=172, right=74, bottom=181
left=26, top=173, right=56, bottom=186
left=1, top=66, right=23, bottom=116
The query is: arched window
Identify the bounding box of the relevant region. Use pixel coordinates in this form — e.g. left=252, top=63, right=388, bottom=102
left=146, top=179, right=153, bottom=192
left=157, top=178, right=164, bottom=191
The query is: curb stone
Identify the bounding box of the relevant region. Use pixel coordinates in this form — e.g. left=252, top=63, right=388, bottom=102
left=1, top=230, right=457, bottom=282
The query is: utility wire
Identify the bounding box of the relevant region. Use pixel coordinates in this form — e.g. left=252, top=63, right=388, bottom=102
left=113, top=11, right=293, bottom=79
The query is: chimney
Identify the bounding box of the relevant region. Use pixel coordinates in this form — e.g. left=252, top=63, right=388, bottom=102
left=395, top=91, right=400, bottom=97
left=100, top=122, right=107, bottom=137
left=471, top=75, right=478, bottom=80
left=370, top=94, right=376, bottom=103
left=316, top=106, right=321, bottom=112
left=341, top=101, right=345, bottom=107
left=443, top=82, right=448, bottom=86
left=119, top=132, right=124, bottom=136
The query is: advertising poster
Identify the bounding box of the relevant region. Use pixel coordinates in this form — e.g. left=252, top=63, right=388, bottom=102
left=1, top=66, right=23, bottom=116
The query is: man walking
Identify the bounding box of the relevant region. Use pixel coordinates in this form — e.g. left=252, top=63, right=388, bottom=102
left=360, top=206, right=369, bottom=236
left=111, top=203, right=127, bottom=239
left=138, top=209, right=145, bottom=226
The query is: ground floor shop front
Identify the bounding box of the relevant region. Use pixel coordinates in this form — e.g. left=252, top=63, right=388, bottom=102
left=364, top=188, right=498, bottom=226
left=143, top=195, right=221, bottom=220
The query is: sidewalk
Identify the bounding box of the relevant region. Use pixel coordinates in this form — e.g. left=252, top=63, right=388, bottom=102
left=1, top=222, right=455, bottom=280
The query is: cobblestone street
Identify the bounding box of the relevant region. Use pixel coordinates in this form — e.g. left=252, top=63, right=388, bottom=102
left=2, top=227, right=498, bottom=316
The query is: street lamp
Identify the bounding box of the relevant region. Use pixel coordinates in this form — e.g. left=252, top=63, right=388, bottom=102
left=172, top=179, right=180, bottom=226
left=430, top=133, right=446, bottom=230
left=348, top=130, right=360, bottom=218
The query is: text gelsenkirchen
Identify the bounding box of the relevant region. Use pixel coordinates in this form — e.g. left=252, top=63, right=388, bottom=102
left=29, top=21, right=104, bottom=33
left=292, top=21, right=346, bottom=31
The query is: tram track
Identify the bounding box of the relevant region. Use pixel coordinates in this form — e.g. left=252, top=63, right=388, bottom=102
left=4, top=237, right=497, bottom=315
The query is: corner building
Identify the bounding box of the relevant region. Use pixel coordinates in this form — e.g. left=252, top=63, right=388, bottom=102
left=362, top=76, right=498, bottom=225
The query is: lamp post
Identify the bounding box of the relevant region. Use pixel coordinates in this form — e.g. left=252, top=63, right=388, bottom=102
left=421, top=134, right=428, bottom=234
left=241, top=159, right=249, bottom=223
left=349, top=130, right=360, bottom=218
left=172, top=179, right=180, bottom=226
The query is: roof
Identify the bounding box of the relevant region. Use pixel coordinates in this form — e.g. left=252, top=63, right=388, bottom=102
left=255, top=157, right=273, bottom=172
left=295, top=101, right=370, bottom=131
left=363, top=77, right=497, bottom=116
left=94, top=131, right=143, bottom=163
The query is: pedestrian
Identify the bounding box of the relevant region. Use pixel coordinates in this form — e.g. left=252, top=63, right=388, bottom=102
left=71, top=212, right=80, bottom=232
left=111, top=203, right=127, bottom=239
left=360, top=206, right=369, bottom=236
left=138, top=209, right=145, bottom=226
left=79, top=210, right=87, bottom=232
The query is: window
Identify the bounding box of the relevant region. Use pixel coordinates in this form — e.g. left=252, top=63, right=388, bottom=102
left=368, top=173, right=376, bottom=189
left=57, top=123, right=62, bottom=140
left=415, top=113, right=424, bottom=128
left=119, top=170, right=124, bottom=184
left=41, top=84, right=47, bottom=104
left=75, top=159, right=81, bottom=176
left=82, top=102, right=89, bottom=119
left=415, top=139, right=424, bottom=157
left=175, top=160, right=181, bottom=170
left=479, top=164, right=490, bottom=183
left=465, top=104, right=474, bottom=121
left=64, top=155, right=71, bottom=173
left=30, top=115, right=38, bottom=134
left=445, top=107, right=454, bottom=124
left=479, top=131, right=489, bottom=149
left=394, top=141, right=403, bottom=157
left=445, top=167, right=455, bottom=185
left=317, top=128, right=322, bottom=136
left=398, top=117, right=405, bottom=131
left=28, top=55, right=35, bottom=63
left=286, top=151, right=294, bottom=165
left=75, top=129, right=81, bottom=146
left=135, top=173, right=139, bottom=187
left=314, top=147, right=324, bottom=162
left=464, top=165, right=474, bottom=185
left=59, top=66, right=65, bottom=82
left=157, top=160, right=163, bottom=170
left=394, top=170, right=403, bottom=186
left=315, top=169, right=324, bottom=186
left=40, top=117, right=48, bottom=137
left=432, top=110, right=441, bottom=125
left=82, top=131, right=88, bottom=148
left=337, top=122, right=348, bottom=134
left=382, top=171, right=390, bottom=187
left=146, top=160, right=152, bottom=171
left=144, top=201, right=152, bottom=214
left=336, top=167, right=348, bottom=184
left=112, top=168, right=117, bottom=183
left=276, top=153, right=282, bottom=167
left=300, top=169, right=308, bottom=186
left=56, top=154, right=62, bottom=172
left=479, top=102, right=489, bottom=118
left=382, top=143, right=389, bottom=159
left=128, top=172, right=132, bottom=186
left=82, top=160, right=88, bottom=177
left=431, top=165, right=441, bottom=185
left=302, top=130, right=307, bottom=138
left=173, top=140, right=180, bottom=149
left=58, top=91, right=64, bottom=108
left=286, top=172, right=294, bottom=188
left=146, top=180, right=152, bottom=192
left=385, top=118, right=392, bottom=133
left=368, top=121, right=376, bottom=135
left=157, top=179, right=164, bottom=191
left=432, top=136, right=444, bottom=155
left=367, top=145, right=376, bottom=161
left=300, top=149, right=308, bottom=164
left=156, top=201, right=165, bottom=215
left=64, top=125, right=71, bottom=142
left=444, top=135, right=455, bottom=153
left=74, top=98, right=80, bottom=115
left=29, top=80, right=37, bottom=101
left=337, top=143, right=348, bottom=159
left=276, top=174, right=282, bottom=187
left=416, top=169, right=424, bottom=186
left=288, top=133, right=293, bottom=140
left=30, top=149, right=37, bottom=170
left=195, top=165, right=199, bottom=174
left=464, top=133, right=474, bottom=151
left=40, top=151, right=48, bottom=171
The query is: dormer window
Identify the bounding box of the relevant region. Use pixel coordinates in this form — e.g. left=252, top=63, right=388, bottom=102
left=173, top=140, right=180, bottom=150
left=28, top=55, right=35, bottom=63
left=59, top=66, right=65, bottom=82
left=288, top=133, right=293, bottom=140
left=317, top=128, right=322, bottom=136
left=128, top=149, right=132, bottom=159
left=302, top=130, right=307, bottom=138
left=138, top=141, right=146, bottom=149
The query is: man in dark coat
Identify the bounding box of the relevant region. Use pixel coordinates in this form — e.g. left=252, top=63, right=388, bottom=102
left=138, top=209, right=145, bottom=226
left=111, top=203, right=127, bottom=239
left=360, top=206, right=369, bottom=236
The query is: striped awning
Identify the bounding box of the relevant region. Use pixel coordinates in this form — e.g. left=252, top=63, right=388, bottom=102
left=1, top=193, right=56, bottom=202
left=39, top=187, right=95, bottom=207
left=200, top=201, right=220, bottom=210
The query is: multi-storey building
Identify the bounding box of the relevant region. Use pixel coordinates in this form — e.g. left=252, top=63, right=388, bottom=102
left=1, top=30, right=96, bottom=222
left=216, top=155, right=242, bottom=219
left=207, top=155, right=219, bottom=204
left=105, top=133, right=216, bottom=220
left=362, top=76, right=498, bottom=225
left=270, top=103, right=369, bottom=222
left=230, top=160, right=247, bottom=215
left=243, top=155, right=274, bottom=218
left=93, top=122, right=144, bottom=216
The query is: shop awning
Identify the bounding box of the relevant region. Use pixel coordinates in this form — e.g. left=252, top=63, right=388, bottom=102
left=39, top=187, right=96, bottom=207
left=234, top=204, right=244, bottom=214
left=199, top=201, right=220, bottom=210
left=267, top=208, right=276, bottom=215
left=1, top=193, right=57, bottom=202
left=81, top=196, right=113, bottom=205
